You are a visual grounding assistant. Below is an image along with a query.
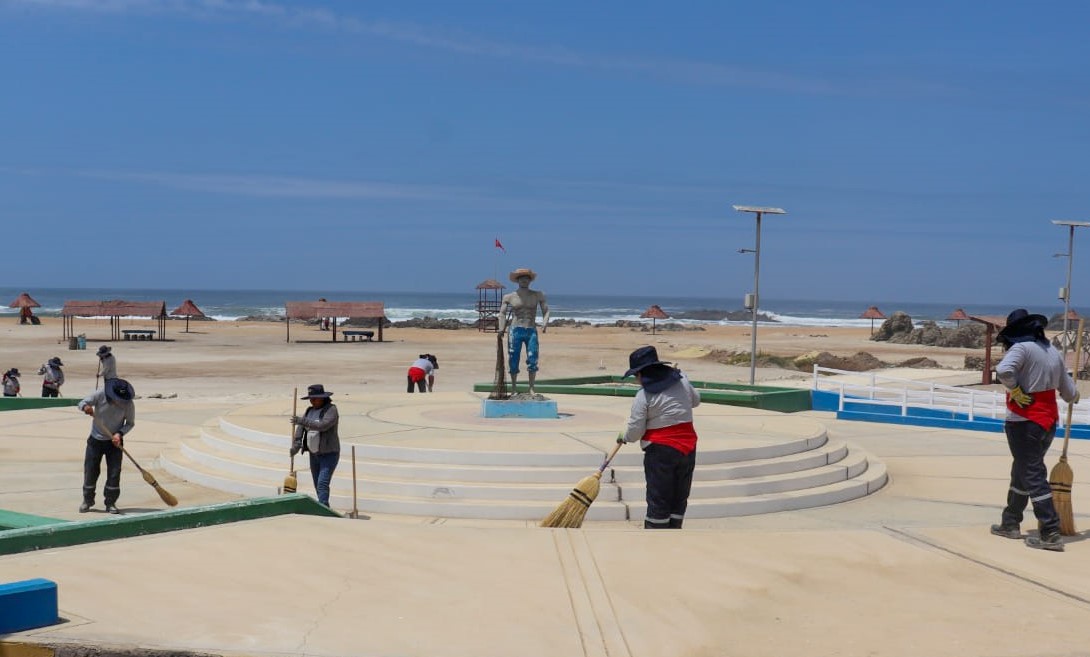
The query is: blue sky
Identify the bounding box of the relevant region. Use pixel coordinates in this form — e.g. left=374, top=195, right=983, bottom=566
left=2, top=1, right=1089, bottom=307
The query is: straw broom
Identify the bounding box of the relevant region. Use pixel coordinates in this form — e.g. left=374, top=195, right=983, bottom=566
left=1051, top=319, right=1083, bottom=535
left=541, top=439, right=623, bottom=528
left=121, top=446, right=178, bottom=507
left=93, top=415, right=178, bottom=507
left=283, top=388, right=298, bottom=494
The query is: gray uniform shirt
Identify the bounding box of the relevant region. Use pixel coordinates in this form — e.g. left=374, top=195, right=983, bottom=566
left=40, top=364, right=64, bottom=391
left=293, top=402, right=340, bottom=455
left=622, top=373, right=701, bottom=448
left=996, top=341, right=1079, bottom=422
left=99, top=355, right=117, bottom=380
left=78, top=390, right=136, bottom=441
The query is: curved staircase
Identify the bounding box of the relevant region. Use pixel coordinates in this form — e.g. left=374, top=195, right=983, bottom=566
left=160, top=394, right=887, bottom=521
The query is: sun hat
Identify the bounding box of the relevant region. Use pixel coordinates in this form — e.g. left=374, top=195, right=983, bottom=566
left=509, top=268, right=537, bottom=283
left=624, top=346, right=670, bottom=377
left=997, top=308, right=1048, bottom=345
left=48, top=357, right=63, bottom=367
left=105, top=378, right=135, bottom=402
left=97, top=345, right=112, bottom=357
left=301, top=384, right=333, bottom=399
left=6, top=368, right=18, bottom=377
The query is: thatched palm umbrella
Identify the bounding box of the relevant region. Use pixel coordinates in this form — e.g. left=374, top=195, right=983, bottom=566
left=860, top=305, right=886, bottom=335
left=946, top=308, right=970, bottom=328
left=10, top=292, right=41, bottom=324
left=170, top=299, right=206, bottom=333
left=640, top=304, right=670, bottom=335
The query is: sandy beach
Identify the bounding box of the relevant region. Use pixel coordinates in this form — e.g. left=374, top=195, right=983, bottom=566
left=0, top=317, right=986, bottom=403
left=7, top=317, right=1090, bottom=657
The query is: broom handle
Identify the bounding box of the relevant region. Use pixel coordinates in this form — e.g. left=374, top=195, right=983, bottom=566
left=291, top=388, right=298, bottom=471
left=598, top=441, right=623, bottom=473
left=1062, top=319, right=1085, bottom=459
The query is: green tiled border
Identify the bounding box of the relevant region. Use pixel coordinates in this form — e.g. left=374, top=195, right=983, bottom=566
left=0, top=398, right=80, bottom=412
left=0, top=495, right=339, bottom=556
left=472, top=376, right=811, bottom=413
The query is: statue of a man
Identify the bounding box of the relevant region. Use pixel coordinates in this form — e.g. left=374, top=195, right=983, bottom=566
left=498, top=268, right=550, bottom=394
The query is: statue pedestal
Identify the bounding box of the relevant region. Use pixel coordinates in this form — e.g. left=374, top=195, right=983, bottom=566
left=481, top=398, right=558, bottom=419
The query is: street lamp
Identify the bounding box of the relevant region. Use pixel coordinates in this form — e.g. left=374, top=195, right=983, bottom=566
left=734, top=204, right=787, bottom=385
left=1051, top=220, right=1090, bottom=364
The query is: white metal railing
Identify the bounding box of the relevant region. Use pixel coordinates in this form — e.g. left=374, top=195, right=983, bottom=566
left=811, top=365, right=1090, bottom=428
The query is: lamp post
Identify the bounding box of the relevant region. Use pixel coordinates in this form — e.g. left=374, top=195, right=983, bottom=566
left=734, top=205, right=787, bottom=385
left=1052, top=220, right=1090, bottom=365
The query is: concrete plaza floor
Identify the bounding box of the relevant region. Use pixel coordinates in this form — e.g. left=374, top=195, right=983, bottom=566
left=3, top=396, right=1090, bottom=657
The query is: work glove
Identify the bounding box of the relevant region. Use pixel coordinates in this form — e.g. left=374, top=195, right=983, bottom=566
left=1008, top=386, right=1032, bottom=408
left=289, top=415, right=301, bottom=426
left=616, top=434, right=626, bottom=445
left=289, top=442, right=301, bottom=457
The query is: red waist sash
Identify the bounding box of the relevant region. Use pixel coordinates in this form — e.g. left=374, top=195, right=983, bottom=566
left=643, top=421, right=698, bottom=455
left=1007, top=388, right=1058, bottom=431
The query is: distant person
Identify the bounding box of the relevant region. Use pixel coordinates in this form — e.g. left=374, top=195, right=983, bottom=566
left=97, top=345, right=117, bottom=385
left=38, top=356, right=64, bottom=397
left=990, top=309, right=1079, bottom=552
left=618, top=346, right=701, bottom=529
left=2, top=368, right=20, bottom=397
left=290, top=384, right=340, bottom=507
left=78, top=378, right=136, bottom=514
left=19, top=306, right=36, bottom=325
left=407, top=354, right=436, bottom=393
left=497, top=267, right=550, bottom=394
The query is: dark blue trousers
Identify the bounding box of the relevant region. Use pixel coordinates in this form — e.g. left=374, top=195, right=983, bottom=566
left=83, top=436, right=122, bottom=505
left=1001, top=420, right=1059, bottom=534
left=643, top=443, right=696, bottom=529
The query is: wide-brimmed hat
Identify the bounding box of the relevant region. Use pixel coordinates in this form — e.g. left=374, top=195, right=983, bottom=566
left=106, top=378, right=135, bottom=402
left=301, top=384, right=333, bottom=399
left=509, top=268, right=537, bottom=283
left=997, top=308, right=1048, bottom=343
left=6, top=368, right=19, bottom=377
left=48, top=357, right=63, bottom=367
left=97, top=345, right=112, bottom=357
left=624, top=346, right=670, bottom=377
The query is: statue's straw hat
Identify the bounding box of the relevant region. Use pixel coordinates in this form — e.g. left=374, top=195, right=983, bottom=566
left=509, top=268, right=537, bottom=283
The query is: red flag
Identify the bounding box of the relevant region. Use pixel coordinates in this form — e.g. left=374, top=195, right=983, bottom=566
left=494, top=238, right=506, bottom=253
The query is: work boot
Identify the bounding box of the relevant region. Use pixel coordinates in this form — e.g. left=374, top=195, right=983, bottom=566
left=105, top=503, right=120, bottom=515
left=990, top=523, right=1021, bottom=539
left=78, top=502, right=91, bottom=513
left=1025, top=532, right=1064, bottom=552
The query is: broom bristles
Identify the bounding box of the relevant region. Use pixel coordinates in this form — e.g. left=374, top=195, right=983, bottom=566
left=1050, top=458, right=1076, bottom=535
left=139, top=468, right=178, bottom=506
left=540, top=472, right=602, bottom=528
left=283, top=471, right=298, bottom=494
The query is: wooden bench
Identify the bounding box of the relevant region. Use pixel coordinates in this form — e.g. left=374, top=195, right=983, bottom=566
left=122, top=330, right=156, bottom=341
left=342, top=330, right=375, bottom=342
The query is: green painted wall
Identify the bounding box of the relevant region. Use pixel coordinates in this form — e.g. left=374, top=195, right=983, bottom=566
left=0, top=495, right=340, bottom=556
left=0, top=398, right=80, bottom=412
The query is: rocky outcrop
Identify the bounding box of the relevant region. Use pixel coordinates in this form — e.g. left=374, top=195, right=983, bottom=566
left=872, top=313, right=986, bottom=348
left=673, top=309, right=778, bottom=322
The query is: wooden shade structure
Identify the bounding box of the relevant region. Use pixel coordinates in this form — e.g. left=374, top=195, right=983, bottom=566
left=285, top=301, right=387, bottom=343
left=969, top=315, right=1007, bottom=384
left=9, top=292, right=40, bottom=309
left=61, top=300, right=168, bottom=341
left=947, top=308, right=970, bottom=327
left=170, top=299, right=206, bottom=333
left=640, top=304, right=670, bottom=335
left=859, top=306, right=886, bottom=334
left=10, top=291, right=40, bottom=324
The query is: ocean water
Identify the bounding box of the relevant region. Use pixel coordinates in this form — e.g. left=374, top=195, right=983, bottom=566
left=0, top=287, right=1065, bottom=328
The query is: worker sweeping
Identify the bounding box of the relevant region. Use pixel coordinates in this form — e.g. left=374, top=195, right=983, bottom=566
left=617, top=346, right=701, bottom=529
left=77, top=378, right=136, bottom=514
left=991, top=309, right=1079, bottom=552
